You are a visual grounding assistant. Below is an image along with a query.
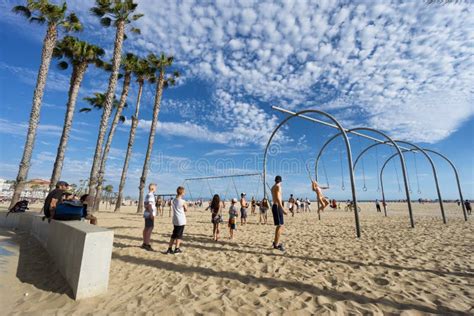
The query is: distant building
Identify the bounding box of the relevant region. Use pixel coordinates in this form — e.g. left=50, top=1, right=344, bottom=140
left=0, top=178, right=50, bottom=200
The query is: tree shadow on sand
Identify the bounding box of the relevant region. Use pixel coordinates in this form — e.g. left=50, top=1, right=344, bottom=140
left=113, top=253, right=469, bottom=315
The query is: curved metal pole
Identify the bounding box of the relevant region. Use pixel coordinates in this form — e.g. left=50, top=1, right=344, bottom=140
left=315, top=128, right=414, bottom=228
left=394, top=140, right=446, bottom=224
left=315, top=132, right=344, bottom=182
left=263, top=110, right=361, bottom=237
left=351, top=128, right=414, bottom=228
left=423, top=149, right=467, bottom=221
left=353, top=141, right=390, bottom=169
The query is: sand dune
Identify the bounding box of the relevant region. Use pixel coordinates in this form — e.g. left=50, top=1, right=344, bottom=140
left=1, top=202, right=473, bottom=315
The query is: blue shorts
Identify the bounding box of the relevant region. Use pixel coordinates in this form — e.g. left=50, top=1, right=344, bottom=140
left=272, top=204, right=284, bottom=226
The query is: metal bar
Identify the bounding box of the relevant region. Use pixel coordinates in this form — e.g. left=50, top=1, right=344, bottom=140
left=263, top=109, right=361, bottom=238
left=272, top=106, right=413, bottom=151
left=423, top=148, right=467, bottom=221
left=184, top=173, right=261, bottom=181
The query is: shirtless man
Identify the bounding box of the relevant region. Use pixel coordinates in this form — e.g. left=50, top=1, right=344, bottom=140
left=240, top=193, right=249, bottom=225
left=271, top=175, right=288, bottom=251
left=288, top=194, right=295, bottom=217
left=312, top=180, right=329, bottom=213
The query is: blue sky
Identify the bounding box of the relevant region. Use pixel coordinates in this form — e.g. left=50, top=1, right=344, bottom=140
left=0, top=0, right=473, bottom=200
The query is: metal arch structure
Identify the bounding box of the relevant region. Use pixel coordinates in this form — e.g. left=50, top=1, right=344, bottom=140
left=351, top=140, right=447, bottom=224
left=423, top=149, right=468, bottom=221
left=394, top=140, right=446, bottom=224
left=262, top=109, right=362, bottom=238
left=313, top=127, right=415, bottom=228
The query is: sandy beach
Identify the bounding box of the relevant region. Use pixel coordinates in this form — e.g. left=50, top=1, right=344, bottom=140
left=1, top=202, right=473, bottom=315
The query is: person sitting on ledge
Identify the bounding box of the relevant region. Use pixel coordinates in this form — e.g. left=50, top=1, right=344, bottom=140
left=43, top=181, right=69, bottom=220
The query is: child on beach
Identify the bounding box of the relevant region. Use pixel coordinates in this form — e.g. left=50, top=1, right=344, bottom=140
left=312, top=180, right=329, bottom=213
left=166, top=186, right=187, bottom=254
left=142, top=183, right=157, bottom=251
left=228, top=198, right=238, bottom=239
left=210, top=194, right=222, bottom=241
left=240, top=193, right=249, bottom=225
left=259, top=197, right=269, bottom=224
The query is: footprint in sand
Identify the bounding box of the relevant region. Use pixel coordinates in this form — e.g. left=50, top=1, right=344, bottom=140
left=373, top=277, right=390, bottom=286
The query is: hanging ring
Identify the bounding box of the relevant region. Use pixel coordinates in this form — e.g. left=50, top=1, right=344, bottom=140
left=418, top=190, right=422, bottom=194
left=341, top=185, right=345, bottom=191
left=363, top=186, right=367, bottom=192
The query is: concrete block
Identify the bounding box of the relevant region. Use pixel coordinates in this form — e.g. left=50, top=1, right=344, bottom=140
left=0, top=211, right=114, bottom=300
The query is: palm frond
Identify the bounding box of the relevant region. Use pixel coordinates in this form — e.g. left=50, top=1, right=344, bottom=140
left=30, top=16, right=47, bottom=24
left=57, top=61, right=69, bottom=70
left=79, top=107, right=92, bottom=113
left=119, top=115, right=126, bottom=123
left=100, top=17, right=112, bottom=27
left=130, top=27, right=140, bottom=34
left=12, top=5, right=31, bottom=19
left=131, top=13, right=143, bottom=21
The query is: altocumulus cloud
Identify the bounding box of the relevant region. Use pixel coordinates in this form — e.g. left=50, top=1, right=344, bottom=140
left=30, top=0, right=474, bottom=144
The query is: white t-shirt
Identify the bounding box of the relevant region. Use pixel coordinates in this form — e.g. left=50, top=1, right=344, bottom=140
left=172, top=197, right=186, bottom=226
left=145, top=192, right=157, bottom=216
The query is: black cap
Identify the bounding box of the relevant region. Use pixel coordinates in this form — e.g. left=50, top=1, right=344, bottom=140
left=56, top=181, right=69, bottom=188
left=275, top=175, right=282, bottom=183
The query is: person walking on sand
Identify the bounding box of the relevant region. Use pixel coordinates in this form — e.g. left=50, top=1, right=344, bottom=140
left=259, top=197, right=269, bottom=224
left=228, top=198, right=239, bottom=239
left=210, top=194, right=222, bottom=241
left=240, top=193, right=249, bottom=225
left=465, top=200, right=472, bottom=215
left=166, top=186, right=188, bottom=254
left=251, top=196, right=256, bottom=215
left=375, top=199, right=382, bottom=212
left=312, top=180, right=329, bottom=213
left=142, top=183, right=157, bottom=251
left=271, top=175, right=287, bottom=251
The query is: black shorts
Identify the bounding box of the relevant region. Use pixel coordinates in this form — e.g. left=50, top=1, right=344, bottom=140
left=145, top=217, right=154, bottom=228
left=241, top=208, right=247, bottom=218
left=171, top=225, right=185, bottom=239
left=272, top=204, right=284, bottom=226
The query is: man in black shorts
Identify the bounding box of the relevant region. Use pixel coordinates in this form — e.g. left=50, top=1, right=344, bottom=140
left=271, top=175, right=287, bottom=251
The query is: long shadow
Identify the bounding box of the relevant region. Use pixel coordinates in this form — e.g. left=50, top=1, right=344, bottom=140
left=1, top=230, right=74, bottom=298
left=113, top=233, right=474, bottom=278
left=113, top=253, right=469, bottom=315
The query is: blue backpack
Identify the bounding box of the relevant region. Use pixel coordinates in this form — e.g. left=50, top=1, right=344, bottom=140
left=54, top=201, right=84, bottom=221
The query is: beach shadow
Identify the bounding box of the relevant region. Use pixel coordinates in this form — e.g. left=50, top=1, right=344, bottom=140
left=113, top=253, right=469, bottom=315
left=113, top=233, right=473, bottom=279
left=0, top=230, right=74, bottom=299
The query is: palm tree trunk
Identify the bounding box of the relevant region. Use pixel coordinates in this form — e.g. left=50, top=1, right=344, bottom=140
left=115, top=82, right=143, bottom=212
left=9, top=23, right=57, bottom=208
left=88, top=19, right=125, bottom=200
left=137, top=70, right=165, bottom=213
left=49, top=62, right=88, bottom=191
left=93, top=72, right=131, bottom=211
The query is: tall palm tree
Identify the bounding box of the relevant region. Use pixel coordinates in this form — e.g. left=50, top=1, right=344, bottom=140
left=87, top=0, right=142, bottom=202
left=49, top=36, right=104, bottom=191
left=137, top=53, right=179, bottom=213
left=9, top=0, right=82, bottom=208
left=115, top=57, right=154, bottom=212
left=93, top=53, right=138, bottom=212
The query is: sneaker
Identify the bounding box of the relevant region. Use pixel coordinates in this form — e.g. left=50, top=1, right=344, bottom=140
left=145, top=245, right=154, bottom=252
left=174, top=248, right=182, bottom=254
left=276, top=243, right=285, bottom=252
left=140, top=243, right=148, bottom=250
left=165, top=248, right=174, bottom=254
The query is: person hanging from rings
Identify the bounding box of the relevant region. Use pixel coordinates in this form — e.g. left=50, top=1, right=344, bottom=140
left=312, top=180, right=329, bottom=213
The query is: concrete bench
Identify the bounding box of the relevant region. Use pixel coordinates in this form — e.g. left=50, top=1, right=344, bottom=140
left=0, top=211, right=114, bottom=300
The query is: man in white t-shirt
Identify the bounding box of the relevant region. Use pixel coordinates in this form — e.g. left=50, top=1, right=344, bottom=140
left=142, top=183, right=157, bottom=251
left=166, top=186, right=188, bottom=254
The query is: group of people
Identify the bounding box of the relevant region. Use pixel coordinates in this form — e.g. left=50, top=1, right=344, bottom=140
left=140, top=176, right=329, bottom=253
left=42, top=181, right=97, bottom=225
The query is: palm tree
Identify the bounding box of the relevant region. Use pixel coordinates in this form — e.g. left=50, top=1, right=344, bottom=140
left=115, top=57, right=154, bottom=212
left=104, top=184, right=114, bottom=209
left=9, top=0, right=82, bottom=209
left=87, top=0, right=142, bottom=202
left=93, top=53, right=138, bottom=212
left=137, top=53, right=179, bottom=213
left=49, top=36, right=104, bottom=191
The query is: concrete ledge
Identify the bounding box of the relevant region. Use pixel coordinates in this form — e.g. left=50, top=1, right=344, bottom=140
left=0, top=211, right=113, bottom=300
